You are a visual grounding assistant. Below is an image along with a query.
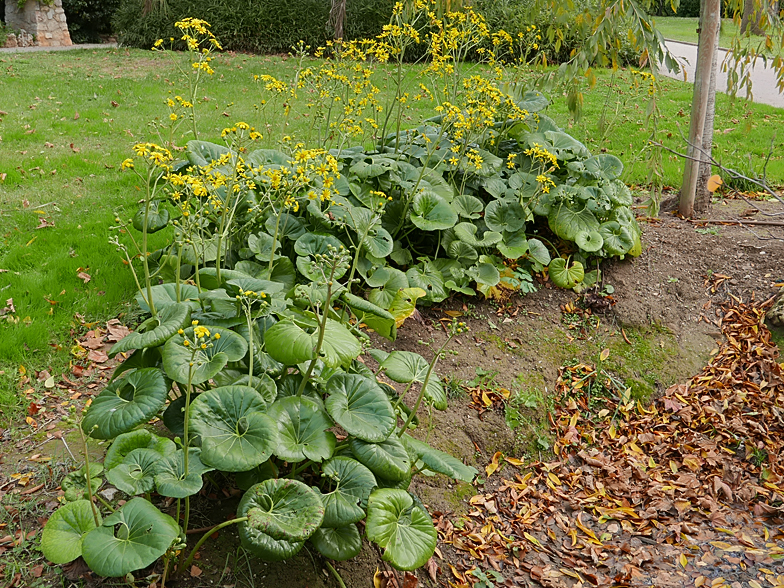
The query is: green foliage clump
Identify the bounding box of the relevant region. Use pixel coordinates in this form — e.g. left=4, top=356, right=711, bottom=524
left=113, top=0, right=394, bottom=52
left=62, top=0, right=123, bottom=43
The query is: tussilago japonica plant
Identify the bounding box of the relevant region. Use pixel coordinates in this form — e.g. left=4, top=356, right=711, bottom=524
left=41, top=4, right=645, bottom=582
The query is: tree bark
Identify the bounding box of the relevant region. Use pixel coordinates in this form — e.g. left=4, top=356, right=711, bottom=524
left=741, top=0, right=766, bottom=35
left=330, top=0, right=347, bottom=40
left=679, top=0, right=722, bottom=217
left=695, top=1, right=721, bottom=214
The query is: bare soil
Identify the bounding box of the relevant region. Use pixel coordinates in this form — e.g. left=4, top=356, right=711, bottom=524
left=1, top=198, right=783, bottom=588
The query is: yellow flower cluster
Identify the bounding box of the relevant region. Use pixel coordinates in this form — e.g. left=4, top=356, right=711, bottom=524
left=536, top=174, right=556, bottom=194
left=129, top=143, right=174, bottom=170
left=524, top=143, right=559, bottom=169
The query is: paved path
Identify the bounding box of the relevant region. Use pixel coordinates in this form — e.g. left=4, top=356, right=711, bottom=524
left=661, top=39, right=784, bottom=109
left=0, top=42, right=117, bottom=54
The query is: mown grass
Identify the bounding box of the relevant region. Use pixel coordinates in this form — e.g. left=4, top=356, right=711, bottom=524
left=1, top=46, right=782, bottom=410
left=652, top=16, right=748, bottom=47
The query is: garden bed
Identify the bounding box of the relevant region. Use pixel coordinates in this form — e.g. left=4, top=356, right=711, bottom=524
left=1, top=197, right=782, bottom=588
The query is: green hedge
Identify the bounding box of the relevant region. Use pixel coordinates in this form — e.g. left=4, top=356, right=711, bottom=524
left=113, top=0, right=395, bottom=52
left=63, top=0, right=123, bottom=43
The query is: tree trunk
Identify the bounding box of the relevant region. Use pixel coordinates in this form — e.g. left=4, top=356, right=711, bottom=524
left=330, top=0, right=347, bottom=40
left=741, top=0, right=765, bottom=35
left=695, top=2, right=721, bottom=214
left=679, top=0, right=721, bottom=217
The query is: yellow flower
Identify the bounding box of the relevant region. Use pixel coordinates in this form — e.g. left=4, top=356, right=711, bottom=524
left=193, top=325, right=211, bottom=339
left=169, top=113, right=178, bottom=121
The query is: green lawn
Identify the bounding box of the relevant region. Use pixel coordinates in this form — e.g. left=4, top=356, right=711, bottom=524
left=1, top=47, right=782, bottom=411
left=653, top=16, right=762, bottom=49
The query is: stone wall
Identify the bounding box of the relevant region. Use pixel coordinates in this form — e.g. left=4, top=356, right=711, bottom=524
left=4, top=0, right=72, bottom=47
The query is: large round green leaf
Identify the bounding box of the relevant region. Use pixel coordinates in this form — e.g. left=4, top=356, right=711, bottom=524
left=410, top=190, right=458, bottom=231
left=41, top=500, right=101, bottom=564
left=81, top=498, right=180, bottom=577
left=609, top=179, right=633, bottom=206
left=401, top=435, right=477, bottom=483
left=134, top=284, right=201, bottom=314
left=454, top=222, right=502, bottom=248
left=132, top=201, right=169, bottom=234
left=467, top=261, right=500, bottom=288
left=265, top=211, right=307, bottom=242
left=197, top=267, right=253, bottom=290
left=527, top=238, right=551, bottom=266
left=548, top=201, right=600, bottom=242
left=516, top=90, right=549, bottom=112
left=154, top=448, right=214, bottom=498
left=367, top=267, right=409, bottom=310
left=162, top=326, right=248, bottom=385
left=452, top=194, right=484, bottom=219
left=239, top=527, right=303, bottom=561
left=294, top=232, right=345, bottom=256
left=189, top=386, right=277, bottom=472
left=81, top=369, right=169, bottom=439
left=380, top=351, right=427, bottom=384
left=263, top=320, right=316, bottom=366
left=484, top=199, right=526, bottom=233
left=447, top=240, right=478, bottom=264
left=106, top=449, right=164, bottom=495
left=309, top=524, right=362, bottom=561
left=318, top=457, right=377, bottom=528
left=584, top=154, right=623, bottom=180
left=365, top=489, right=437, bottom=571
left=320, top=320, right=362, bottom=368
left=325, top=374, right=395, bottom=442
left=363, top=227, right=394, bottom=258
left=266, top=397, right=336, bottom=463
left=62, top=464, right=102, bottom=502
left=406, top=263, right=447, bottom=303
left=498, top=229, right=529, bottom=260
left=109, top=303, right=191, bottom=357
left=104, top=429, right=175, bottom=471
left=599, top=221, right=634, bottom=256
left=240, top=479, right=325, bottom=542
left=548, top=258, right=585, bottom=289
left=350, top=436, right=411, bottom=482
left=575, top=229, right=604, bottom=253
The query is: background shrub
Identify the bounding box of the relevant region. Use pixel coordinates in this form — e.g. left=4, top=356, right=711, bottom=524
left=474, top=0, right=641, bottom=65
left=63, top=0, right=123, bottom=43
left=652, top=0, right=701, bottom=17
left=113, top=0, right=394, bottom=52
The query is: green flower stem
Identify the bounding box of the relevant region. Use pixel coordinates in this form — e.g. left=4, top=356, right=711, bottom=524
left=392, top=380, right=416, bottom=412
left=78, top=426, right=100, bottom=527
left=181, top=516, right=248, bottom=571
left=287, top=459, right=313, bottom=479
left=296, top=267, right=336, bottom=397
left=244, top=301, right=255, bottom=381
left=178, top=354, right=197, bottom=561
left=268, top=207, right=283, bottom=276
left=325, top=562, right=347, bottom=588
left=398, top=333, right=454, bottom=436
left=141, top=175, right=157, bottom=319
left=95, top=493, right=115, bottom=512
left=175, top=242, right=183, bottom=303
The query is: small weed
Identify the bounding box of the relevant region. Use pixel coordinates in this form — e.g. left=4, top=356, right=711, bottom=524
left=469, top=568, right=505, bottom=588
left=695, top=226, right=720, bottom=236
left=667, top=276, right=679, bottom=283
